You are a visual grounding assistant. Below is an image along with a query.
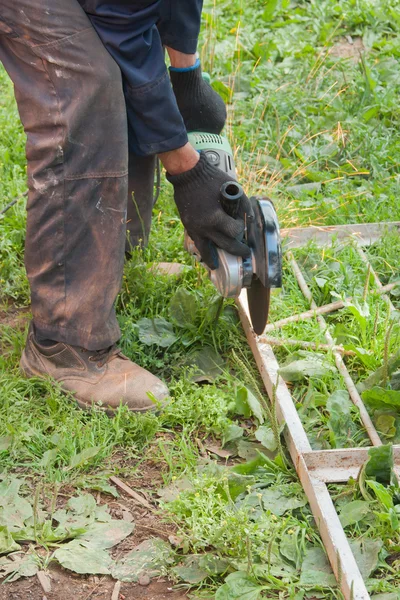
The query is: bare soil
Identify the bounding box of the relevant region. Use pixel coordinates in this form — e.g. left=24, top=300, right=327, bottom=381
left=0, top=454, right=189, bottom=599
left=330, top=36, right=365, bottom=61
left=0, top=569, right=188, bottom=600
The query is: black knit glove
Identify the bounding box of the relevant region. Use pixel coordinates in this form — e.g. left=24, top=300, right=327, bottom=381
left=167, top=152, right=253, bottom=270
left=169, top=61, right=227, bottom=134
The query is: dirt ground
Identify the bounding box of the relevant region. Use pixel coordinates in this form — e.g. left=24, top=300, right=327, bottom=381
left=0, top=468, right=189, bottom=600
left=0, top=572, right=188, bottom=600
left=330, top=36, right=365, bottom=61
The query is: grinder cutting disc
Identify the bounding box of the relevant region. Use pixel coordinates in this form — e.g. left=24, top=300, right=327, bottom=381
left=246, top=197, right=282, bottom=335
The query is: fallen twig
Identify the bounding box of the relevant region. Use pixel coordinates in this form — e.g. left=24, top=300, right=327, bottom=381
left=0, top=191, right=27, bottom=215
left=111, top=580, right=121, bottom=600
left=110, top=476, right=153, bottom=510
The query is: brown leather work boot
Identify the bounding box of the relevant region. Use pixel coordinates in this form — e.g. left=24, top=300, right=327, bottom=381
left=20, top=323, right=168, bottom=412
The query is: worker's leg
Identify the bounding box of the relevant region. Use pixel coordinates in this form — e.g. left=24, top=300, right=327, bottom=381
left=126, top=153, right=157, bottom=252
left=0, top=0, right=128, bottom=351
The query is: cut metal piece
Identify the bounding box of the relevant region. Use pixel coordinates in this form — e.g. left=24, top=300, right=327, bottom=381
left=281, top=221, right=400, bottom=248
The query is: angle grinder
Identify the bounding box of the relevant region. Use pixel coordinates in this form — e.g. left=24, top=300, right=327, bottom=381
left=185, top=131, right=282, bottom=335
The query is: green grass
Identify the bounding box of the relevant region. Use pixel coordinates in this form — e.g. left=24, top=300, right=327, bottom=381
left=2, top=0, right=400, bottom=596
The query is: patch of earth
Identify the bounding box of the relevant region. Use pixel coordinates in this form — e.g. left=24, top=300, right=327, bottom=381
left=0, top=566, right=188, bottom=600
left=0, top=463, right=189, bottom=599
left=330, top=36, right=365, bottom=61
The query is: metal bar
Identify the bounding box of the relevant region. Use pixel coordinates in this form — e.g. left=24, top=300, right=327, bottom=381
left=288, top=252, right=382, bottom=448
left=237, top=292, right=370, bottom=600
left=264, top=299, right=345, bottom=332
left=260, top=336, right=355, bottom=356
left=237, top=291, right=312, bottom=461
left=281, top=221, right=400, bottom=249
left=297, top=457, right=370, bottom=600
left=303, top=447, right=400, bottom=482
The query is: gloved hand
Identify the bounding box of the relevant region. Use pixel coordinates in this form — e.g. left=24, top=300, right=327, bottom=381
left=166, top=152, right=253, bottom=270
left=169, top=60, right=227, bottom=134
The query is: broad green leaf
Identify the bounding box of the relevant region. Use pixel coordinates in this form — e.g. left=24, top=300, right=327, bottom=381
left=169, top=288, right=198, bottom=329
left=67, top=493, right=97, bottom=516
left=198, top=553, right=230, bottom=575
left=0, top=552, right=39, bottom=582
left=0, top=478, right=23, bottom=502
left=254, top=426, right=277, bottom=452
left=54, top=540, right=112, bottom=574
left=157, top=476, right=193, bottom=502
left=362, top=387, right=400, bottom=411
left=137, top=317, right=177, bottom=348
left=237, top=440, right=262, bottom=461
left=300, top=547, right=336, bottom=587
left=339, top=500, right=370, bottom=527
left=349, top=539, right=382, bottom=579
left=375, top=414, right=397, bottom=438
left=234, top=387, right=252, bottom=418
left=365, top=444, right=393, bottom=485
left=111, top=538, right=174, bottom=582
left=358, top=350, right=400, bottom=392
left=235, top=387, right=264, bottom=423
left=67, top=446, right=101, bottom=471
left=172, top=555, right=208, bottom=584
left=185, top=346, right=224, bottom=383
left=78, top=520, right=134, bottom=549
left=279, top=358, right=335, bottom=382
left=81, top=479, right=119, bottom=498
left=0, top=493, right=33, bottom=532
left=262, top=484, right=308, bottom=516
left=231, top=453, right=271, bottom=476
left=366, top=480, right=394, bottom=511
left=326, top=390, right=354, bottom=447
left=38, top=448, right=58, bottom=469
left=0, top=526, right=20, bottom=553
left=222, top=423, right=243, bottom=447
left=279, top=533, right=299, bottom=565
left=216, top=571, right=265, bottom=600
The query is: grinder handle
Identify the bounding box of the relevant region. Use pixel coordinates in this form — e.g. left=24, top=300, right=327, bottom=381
left=220, top=181, right=244, bottom=219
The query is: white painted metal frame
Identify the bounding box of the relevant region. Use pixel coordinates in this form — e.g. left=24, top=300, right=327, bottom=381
left=237, top=222, right=400, bottom=600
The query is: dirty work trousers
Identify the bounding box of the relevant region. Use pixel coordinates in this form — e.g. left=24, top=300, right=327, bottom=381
left=0, top=0, right=158, bottom=350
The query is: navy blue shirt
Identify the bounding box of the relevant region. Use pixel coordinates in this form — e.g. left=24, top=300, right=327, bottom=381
left=79, top=1, right=203, bottom=156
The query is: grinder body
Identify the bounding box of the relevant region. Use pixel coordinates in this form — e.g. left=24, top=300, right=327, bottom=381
left=185, top=131, right=282, bottom=334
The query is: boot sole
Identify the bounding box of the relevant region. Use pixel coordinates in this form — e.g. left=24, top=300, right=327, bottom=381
left=19, top=353, right=160, bottom=415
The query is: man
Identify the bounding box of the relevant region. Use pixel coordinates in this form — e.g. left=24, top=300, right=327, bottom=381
left=0, top=0, right=251, bottom=412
